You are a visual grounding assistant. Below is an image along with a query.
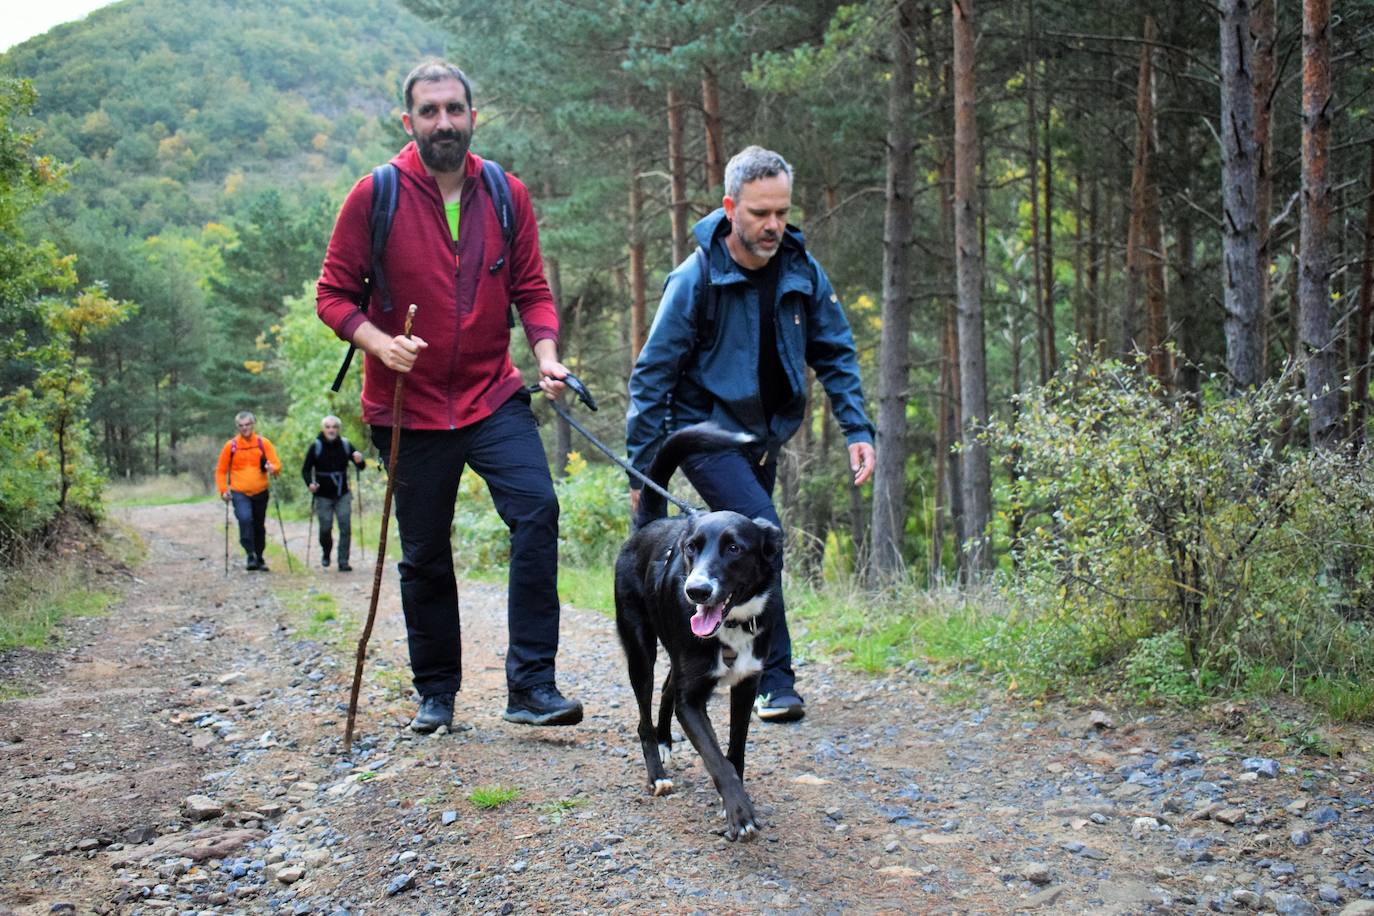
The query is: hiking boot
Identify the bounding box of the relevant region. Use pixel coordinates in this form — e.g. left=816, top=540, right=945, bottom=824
left=255, top=555, right=270, bottom=573
left=503, top=684, right=583, bottom=726
left=321, top=553, right=330, bottom=568
left=337, top=562, right=352, bottom=572
left=754, top=688, right=805, bottom=723
left=409, top=693, right=455, bottom=734
left=245, top=554, right=260, bottom=571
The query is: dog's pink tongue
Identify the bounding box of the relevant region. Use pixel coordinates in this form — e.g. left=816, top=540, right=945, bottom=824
left=690, top=603, right=725, bottom=637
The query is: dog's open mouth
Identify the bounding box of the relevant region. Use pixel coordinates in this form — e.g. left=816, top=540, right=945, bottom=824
left=690, top=601, right=728, bottom=638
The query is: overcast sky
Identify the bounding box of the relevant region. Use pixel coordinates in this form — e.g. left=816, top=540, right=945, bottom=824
left=1, top=0, right=115, bottom=53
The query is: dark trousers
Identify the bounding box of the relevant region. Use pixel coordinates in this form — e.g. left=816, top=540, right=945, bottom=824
left=230, top=490, right=269, bottom=559
left=679, top=448, right=795, bottom=695
left=372, top=394, right=561, bottom=697
left=314, top=494, right=352, bottom=564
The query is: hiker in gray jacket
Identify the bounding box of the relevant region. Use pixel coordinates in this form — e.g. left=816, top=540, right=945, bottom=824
left=301, top=415, right=366, bottom=571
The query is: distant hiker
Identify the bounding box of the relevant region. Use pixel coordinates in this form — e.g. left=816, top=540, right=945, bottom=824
left=216, top=411, right=282, bottom=572
left=626, top=146, right=876, bottom=724
left=302, top=415, right=366, bottom=571
left=316, top=60, right=583, bottom=734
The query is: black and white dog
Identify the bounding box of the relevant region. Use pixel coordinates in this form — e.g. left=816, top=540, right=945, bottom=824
left=614, top=424, right=782, bottom=841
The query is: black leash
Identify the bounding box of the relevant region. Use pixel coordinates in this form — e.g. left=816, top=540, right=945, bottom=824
left=529, top=373, right=699, bottom=515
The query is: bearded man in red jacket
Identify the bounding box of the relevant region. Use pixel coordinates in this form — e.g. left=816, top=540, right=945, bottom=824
left=317, top=61, right=582, bottom=733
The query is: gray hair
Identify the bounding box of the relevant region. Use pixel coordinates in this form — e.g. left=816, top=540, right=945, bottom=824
left=321, top=415, right=342, bottom=428
left=235, top=410, right=255, bottom=424
left=403, top=60, right=473, bottom=112
left=724, top=146, right=793, bottom=199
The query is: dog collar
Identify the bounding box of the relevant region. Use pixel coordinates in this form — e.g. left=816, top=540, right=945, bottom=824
left=723, top=615, right=760, bottom=635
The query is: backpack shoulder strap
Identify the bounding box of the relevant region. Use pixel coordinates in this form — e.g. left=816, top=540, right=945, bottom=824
left=368, top=163, right=399, bottom=314
left=693, top=246, right=718, bottom=352
left=480, top=159, right=516, bottom=250
left=313, top=438, right=323, bottom=459
left=332, top=164, right=398, bottom=393
left=340, top=437, right=352, bottom=456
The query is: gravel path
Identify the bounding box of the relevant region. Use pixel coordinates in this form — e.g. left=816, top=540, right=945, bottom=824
left=0, top=501, right=1370, bottom=915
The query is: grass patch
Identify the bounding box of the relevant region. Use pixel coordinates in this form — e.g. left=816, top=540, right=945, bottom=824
left=537, top=797, right=585, bottom=824
left=468, top=785, right=519, bottom=809
left=0, top=561, right=118, bottom=651
left=275, top=584, right=355, bottom=646
left=105, top=474, right=213, bottom=508
left=559, top=564, right=614, bottom=617
left=1303, top=678, right=1374, bottom=723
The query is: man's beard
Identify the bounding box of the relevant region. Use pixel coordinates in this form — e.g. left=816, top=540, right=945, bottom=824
left=739, top=226, right=781, bottom=261
left=416, top=128, right=471, bottom=173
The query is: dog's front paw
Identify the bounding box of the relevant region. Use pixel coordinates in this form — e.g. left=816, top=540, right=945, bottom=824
left=721, top=799, right=760, bottom=842
left=651, top=777, right=674, bottom=796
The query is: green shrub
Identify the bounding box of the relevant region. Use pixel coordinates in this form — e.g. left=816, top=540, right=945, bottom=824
left=993, top=357, right=1374, bottom=714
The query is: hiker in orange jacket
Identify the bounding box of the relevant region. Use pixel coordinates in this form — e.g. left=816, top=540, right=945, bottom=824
left=215, top=411, right=282, bottom=571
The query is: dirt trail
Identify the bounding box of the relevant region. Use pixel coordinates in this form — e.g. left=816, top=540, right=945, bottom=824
left=0, top=501, right=1370, bottom=915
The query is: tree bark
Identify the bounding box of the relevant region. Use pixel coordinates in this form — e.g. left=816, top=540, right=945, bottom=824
left=1299, top=0, right=1339, bottom=448
left=1353, top=142, right=1374, bottom=444
left=628, top=147, right=647, bottom=362
left=546, top=253, right=572, bottom=476
left=1041, top=90, right=1057, bottom=381
left=666, top=86, right=689, bottom=266
left=1086, top=178, right=1101, bottom=353
left=1220, top=0, right=1264, bottom=390
left=1127, top=15, right=1170, bottom=383
left=1025, top=3, right=1046, bottom=382
left=1253, top=0, right=1277, bottom=377
left=953, top=0, right=991, bottom=578
left=702, top=67, right=725, bottom=192
left=869, top=0, right=919, bottom=580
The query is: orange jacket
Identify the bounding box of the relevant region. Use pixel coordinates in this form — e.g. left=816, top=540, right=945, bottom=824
left=216, top=434, right=281, bottom=497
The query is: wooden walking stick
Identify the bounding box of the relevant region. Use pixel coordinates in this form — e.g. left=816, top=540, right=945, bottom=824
left=354, top=462, right=365, bottom=565
left=345, top=304, right=416, bottom=753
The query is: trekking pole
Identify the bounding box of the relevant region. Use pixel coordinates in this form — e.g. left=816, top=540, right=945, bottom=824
left=346, top=304, right=416, bottom=753
left=223, top=496, right=230, bottom=576
left=307, top=493, right=316, bottom=569
left=271, top=482, right=296, bottom=573
left=354, top=463, right=364, bottom=565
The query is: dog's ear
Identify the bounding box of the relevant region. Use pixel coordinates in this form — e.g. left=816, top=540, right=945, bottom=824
left=752, top=517, right=783, bottom=566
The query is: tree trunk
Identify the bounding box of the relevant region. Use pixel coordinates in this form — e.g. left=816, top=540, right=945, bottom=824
left=1253, top=0, right=1277, bottom=376
left=667, top=87, right=689, bottom=266
left=1220, top=0, right=1264, bottom=389
left=953, top=0, right=991, bottom=578
left=868, top=0, right=919, bottom=580
left=1300, top=0, right=1339, bottom=448
left=1041, top=90, right=1057, bottom=381
left=1127, top=15, right=1171, bottom=383
left=1025, top=4, right=1046, bottom=382
left=702, top=68, right=725, bottom=192
left=1086, top=178, right=1101, bottom=353
left=628, top=153, right=647, bottom=362
left=1353, top=142, right=1374, bottom=444
left=547, top=253, right=572, bottom=476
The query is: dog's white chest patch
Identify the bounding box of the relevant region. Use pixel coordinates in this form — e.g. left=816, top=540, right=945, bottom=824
left=713, top=624, right=763, bottom=689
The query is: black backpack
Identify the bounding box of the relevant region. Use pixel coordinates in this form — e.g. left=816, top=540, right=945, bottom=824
left=330, top=159, right=518, bottom=392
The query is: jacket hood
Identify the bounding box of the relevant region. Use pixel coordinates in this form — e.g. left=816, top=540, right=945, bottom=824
left=691, top=207, right=807, bottom=257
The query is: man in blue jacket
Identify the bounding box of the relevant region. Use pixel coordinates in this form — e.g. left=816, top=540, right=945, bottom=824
left=626, top=145, right=876, bottom=723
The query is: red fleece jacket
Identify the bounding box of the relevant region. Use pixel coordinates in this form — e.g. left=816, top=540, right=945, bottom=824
left=316, top=144, right=558, bottom=430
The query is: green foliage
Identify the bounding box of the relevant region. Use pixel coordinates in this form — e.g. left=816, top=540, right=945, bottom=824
left=467, top=785, right=519, bottom=809
left=993, top=358, right=1374, bottom=715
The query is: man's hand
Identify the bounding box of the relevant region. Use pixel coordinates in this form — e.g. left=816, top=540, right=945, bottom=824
left=533, top=339, right=568, bottom=399
left=220, top=491, right=231, bottom=503
left=308, top=482, right=319, bottom=494
left=354, top=321, right=428, bottom=373
left=629, top=488, right=641, bottom=515
left=269, top=464, right=281, bottom=477
left=351, top=450, right=364, bottom=463
left=848, top=441, right=876, bottom=486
